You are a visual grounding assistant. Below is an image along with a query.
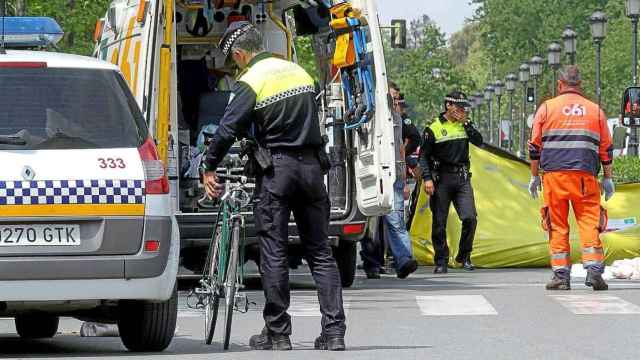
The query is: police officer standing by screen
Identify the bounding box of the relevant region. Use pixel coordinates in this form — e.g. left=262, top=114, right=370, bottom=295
left=419, top=91, right=483, bottom=274
left=202, top=22, right=346, bottom=351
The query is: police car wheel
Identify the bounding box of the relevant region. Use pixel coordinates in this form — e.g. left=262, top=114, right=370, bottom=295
left=334, top=240, right=357, bottom=288
left=117, top=287, right=178, bottom=352
left=15, top=314, right=59, bottom=339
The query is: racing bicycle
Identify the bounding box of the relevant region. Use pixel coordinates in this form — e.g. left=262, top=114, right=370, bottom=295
left=189, top=171, right=253, bottom=350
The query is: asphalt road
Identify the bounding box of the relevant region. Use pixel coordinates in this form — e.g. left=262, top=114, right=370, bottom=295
left=2, top=266, right=640, bottom=360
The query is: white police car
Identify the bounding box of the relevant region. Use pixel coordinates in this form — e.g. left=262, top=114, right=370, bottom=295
left=0, top=17, right=178, bottom=352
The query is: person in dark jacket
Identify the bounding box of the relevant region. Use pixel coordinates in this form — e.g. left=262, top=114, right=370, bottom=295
left=419, top=90, right=483, bottom=274
left=202, top=22, right=346, bottom=351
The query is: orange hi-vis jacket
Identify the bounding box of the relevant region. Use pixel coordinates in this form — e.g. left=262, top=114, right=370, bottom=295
left=529, top=89, right=613, bottom=175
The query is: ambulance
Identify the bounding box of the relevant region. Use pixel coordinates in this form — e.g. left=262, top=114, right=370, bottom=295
left=93, top=0, right=401, bottom=288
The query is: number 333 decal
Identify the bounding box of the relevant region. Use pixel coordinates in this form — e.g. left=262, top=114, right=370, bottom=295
left=98, top=158, right=126, bottom=169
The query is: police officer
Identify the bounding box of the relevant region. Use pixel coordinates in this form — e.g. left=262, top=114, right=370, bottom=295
left=202, top=22, right=346, bottom=351
left=419, top=91, right=483, bottom=274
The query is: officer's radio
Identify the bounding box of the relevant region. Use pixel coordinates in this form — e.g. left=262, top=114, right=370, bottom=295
left=621, top=86, right=640, bottom=127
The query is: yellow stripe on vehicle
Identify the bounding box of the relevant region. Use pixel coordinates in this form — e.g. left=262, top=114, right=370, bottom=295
left=1, top=204, right=145, bottom=217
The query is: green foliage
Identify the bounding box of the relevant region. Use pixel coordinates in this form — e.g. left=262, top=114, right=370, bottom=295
left=294, top=36, right=319, bottom=81
left=384, top=17, right=476, bottom=127
left=613, top=156, right=640, bottom=184
left=4, top=0, right=111, bottom=56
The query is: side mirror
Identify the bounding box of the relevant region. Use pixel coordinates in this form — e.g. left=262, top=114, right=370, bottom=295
left=612, top=126, right=629, bottom=151
left=621, top=86, right=640, bottom=127
left=390, top=19, right=407, bottom=49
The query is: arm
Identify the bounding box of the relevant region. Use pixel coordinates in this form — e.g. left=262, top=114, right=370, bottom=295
left=418, top=127, right=436, bottom=181
left=403, top=122, right=421, bottom=158
left=598, top=109, right=614, bottom=177
left=204, top=81, right=257, bottom=170
left=463, top=121, right=483, bottom=146
left=528, top=103, right=547, bottom=169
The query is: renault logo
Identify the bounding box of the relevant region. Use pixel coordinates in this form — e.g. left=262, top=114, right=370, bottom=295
left=22, top=166, right=35, bottom=181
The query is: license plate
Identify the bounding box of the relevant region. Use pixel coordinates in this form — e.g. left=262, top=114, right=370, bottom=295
left=0, top=225, right=81, bottom=246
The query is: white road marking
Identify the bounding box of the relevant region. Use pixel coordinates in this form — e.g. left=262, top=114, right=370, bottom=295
left=550, top=295, right=640, bottom=315
left=416, top=295, right=498, bottom=316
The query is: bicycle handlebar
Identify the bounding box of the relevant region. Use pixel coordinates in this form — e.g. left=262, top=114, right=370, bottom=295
left=217, top=173, right=255, bottom=184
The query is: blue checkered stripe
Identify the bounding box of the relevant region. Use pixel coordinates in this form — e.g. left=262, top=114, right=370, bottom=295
left=0, top=180, right=145, bottom=206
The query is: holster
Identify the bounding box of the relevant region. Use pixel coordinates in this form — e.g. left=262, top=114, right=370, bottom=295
left=241, top=139, right=273, bottom=177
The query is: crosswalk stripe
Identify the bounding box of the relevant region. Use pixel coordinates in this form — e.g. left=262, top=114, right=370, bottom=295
left=415, top=295, right=498, bottom=316
left=549, top=294, right=640, bottom=315
left=289, top=295, right=351, bottom=317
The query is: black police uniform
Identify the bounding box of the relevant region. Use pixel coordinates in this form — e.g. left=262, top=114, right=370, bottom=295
left=418, top=113, right=483, bottom=268
left=204, top=27, right=345, bottom=339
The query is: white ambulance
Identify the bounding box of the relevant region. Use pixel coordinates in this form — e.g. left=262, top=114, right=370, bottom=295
left=93, top=0, right=400, bottom=287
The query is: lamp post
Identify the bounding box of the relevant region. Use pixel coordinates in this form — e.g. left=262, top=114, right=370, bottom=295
left=626, top=0, right=640, bottom=156
left=474, top=92, right=484, bottom=125
left=590, top=10, right=608, bottom=106
left=493, top=80, right=504, bottom=147
left=529, top=56, right=544, bottom=109
left=506, top=73, right=518, bottom=153
left=484, top=85, right=495, bottom=144
left=547, top=42, right=562, bottom=97
left=519, top=63, right=530, bottom=159
left=562, top=26, right=578, bottom=65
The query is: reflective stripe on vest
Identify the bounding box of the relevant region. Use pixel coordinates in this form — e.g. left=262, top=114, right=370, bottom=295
left=239, top=57, right=315, bottom=110
left=429, top=118, right=468, bottom=144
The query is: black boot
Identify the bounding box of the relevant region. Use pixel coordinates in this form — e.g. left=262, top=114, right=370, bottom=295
left=585, top=271, right=608, bottom=291
left=456, top=254, right=475, bottom=271
left=249, top=328, right=292, bottom=351
left=397, top=259, right=418, bottom=279
left=433, top=264, right=448, bottom=274
left=314, top=334, right=346, bottom=351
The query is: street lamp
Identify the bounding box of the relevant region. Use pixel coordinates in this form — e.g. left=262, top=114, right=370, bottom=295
left=547, top=42, right=562, bottom=96
left=590, top=10, right=608, bottom=106
left=474, top=92, right=484, bottom=125
left=506, top=73, right=518, bottom=153
left=562, top=26, right=578, bottom=65
left=519, top=63, right=530, bottom=159
left=529, top=55, right=544, bottom=108
left=626, top=0, right=640, bottom=156
left=484, top=85, right=495, bottom=144
left=493, top=80, right=504, bottom=147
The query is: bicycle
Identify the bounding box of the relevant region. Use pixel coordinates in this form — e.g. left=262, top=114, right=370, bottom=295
left=188, top=171, right=253, bottom=350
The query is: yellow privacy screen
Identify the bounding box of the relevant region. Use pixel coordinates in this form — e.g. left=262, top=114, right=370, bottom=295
left=410, top=146, right=640, bottom=267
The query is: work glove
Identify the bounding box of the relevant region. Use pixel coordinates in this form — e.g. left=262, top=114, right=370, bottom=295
left=528, top=176, right=541, bottom=199
left=602, top=177, right=615, bottom=201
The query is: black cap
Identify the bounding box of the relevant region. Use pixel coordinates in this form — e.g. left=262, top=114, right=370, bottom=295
left=218, top=21, right=254, bottom=58
left=444, top=90, right=470, bottom=108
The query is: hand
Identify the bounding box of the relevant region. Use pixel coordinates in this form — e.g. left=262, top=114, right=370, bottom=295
left=451, top=108, right=467, bottom=122
left=203, top=171, right=224, bottom=199
left=601, top=177, right=615, bottom=201
left=423, top=180, right=435, bottom=196
left=528, top=176, right=541, bottom=199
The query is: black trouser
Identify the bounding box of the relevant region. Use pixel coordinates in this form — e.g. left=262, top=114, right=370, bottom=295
left=429, top=171, right=478, bottom=266
left=254, top=148, right=346, bottom=337
left=359, top=217, right=385, bottom=272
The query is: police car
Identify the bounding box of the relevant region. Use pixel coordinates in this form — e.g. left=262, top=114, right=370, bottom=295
left=0, top=17, right=178, bottom=352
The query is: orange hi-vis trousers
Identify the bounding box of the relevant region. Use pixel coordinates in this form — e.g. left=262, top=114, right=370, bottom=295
left=541, top=171, right=607, bottom=273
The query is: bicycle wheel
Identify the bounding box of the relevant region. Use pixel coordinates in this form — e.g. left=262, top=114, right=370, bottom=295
left=205, top=228, right=222, bottom=345
left=222, top=219, right=241, bottom=350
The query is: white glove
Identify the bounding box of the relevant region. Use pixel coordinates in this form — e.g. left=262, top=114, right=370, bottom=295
left=602, top=177, right=615, bottom=201
left=528, top=176, right=541, bottom=199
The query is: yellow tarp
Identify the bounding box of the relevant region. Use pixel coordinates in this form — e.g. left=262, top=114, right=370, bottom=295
left=410, top=146, right=640, bottom=267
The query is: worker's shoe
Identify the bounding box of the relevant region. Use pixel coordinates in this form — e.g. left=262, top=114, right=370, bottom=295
left=249, top=329, right=292, bottom=351
left=314, top=334, right=346, bottom=351
left=585, top=271, right=608, bottom=291
left=545, top=274, right=571, bottom=290
left=455, top=254, right=475, bottom=271
left=397, top=259, right=418, bottom=279
left=433, top=264, right=448, bottom=274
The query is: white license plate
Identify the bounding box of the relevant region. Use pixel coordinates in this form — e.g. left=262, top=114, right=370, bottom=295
left=0, top=225, right=81, bottom=246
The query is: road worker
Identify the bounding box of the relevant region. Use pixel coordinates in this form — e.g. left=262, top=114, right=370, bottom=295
left=528, top=65, right=615, bottom=291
